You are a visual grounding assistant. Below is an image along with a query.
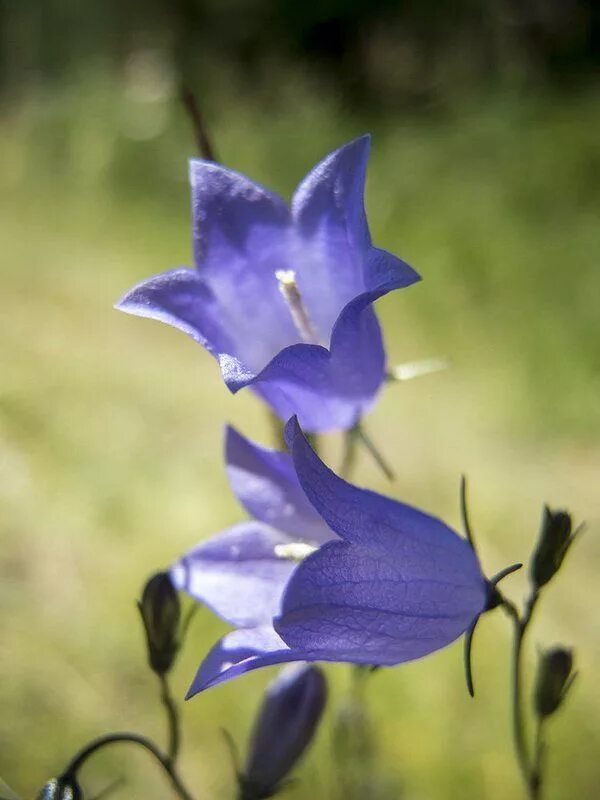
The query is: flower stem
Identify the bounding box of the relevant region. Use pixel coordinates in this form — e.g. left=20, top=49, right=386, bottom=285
left=531, top=717, right=545, bottom=800
left=159, top=674, right=181, bottom=765
left=501, top=590, right=540, bottom=798
left=60, top=732, right=196, bottom=800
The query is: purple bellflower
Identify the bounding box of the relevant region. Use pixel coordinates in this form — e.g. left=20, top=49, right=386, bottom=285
left=170, top=426, right=335, bottom=628
left=186, top=417, right=489, bottom=696
left=116, top=137, right=420, bottom=432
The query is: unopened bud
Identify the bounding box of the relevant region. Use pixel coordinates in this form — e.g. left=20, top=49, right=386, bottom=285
left=530, top=506, right=575, bottom=589
left=138, top=571, right=181, bottom=675
left=241, top=664, right=327, bottom=799
left=534, top=647, right=575, bottom=718
left=35, top=779, right=82, bottom=800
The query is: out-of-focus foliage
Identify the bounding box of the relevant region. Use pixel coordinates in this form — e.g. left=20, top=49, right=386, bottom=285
left=0, top=2, right=599, bottom=799
left=2, top=0, right=598, bottom=107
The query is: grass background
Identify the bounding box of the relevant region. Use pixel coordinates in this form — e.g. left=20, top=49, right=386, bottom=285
left=0, top=69, right=599, bottom=798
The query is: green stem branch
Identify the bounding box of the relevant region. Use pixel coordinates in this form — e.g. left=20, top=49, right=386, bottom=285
left=60, top=733, right=195, bottom=800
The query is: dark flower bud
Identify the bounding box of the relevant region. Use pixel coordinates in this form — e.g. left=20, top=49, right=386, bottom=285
left=138, top=571, right=181, bottom=675
left=530, top=506, right=576, bottom=589
left=35, top=779, right=82, bottom=800
left=534, top=647, right=575, bottom=718
left=240, top=664, right=327, bottom=799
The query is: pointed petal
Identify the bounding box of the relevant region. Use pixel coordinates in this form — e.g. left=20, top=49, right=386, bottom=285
left=116, top=267, right=294, bottom=384
left=190, top=159, right=290, bottom=270
left=186, top=626, right=299, bottom=696
left=284, top=417, right=486, bottom=585
left=190, top=160, right=299, bottom=369
left=170, top=522, right=298, bottom=627
left=115, top=267, right=236, bottom=356
left=291, top=136, right=420, bottom=337
left=225, top=427, right=333, bottom=544
left=276, top=539, right=486, bottom=663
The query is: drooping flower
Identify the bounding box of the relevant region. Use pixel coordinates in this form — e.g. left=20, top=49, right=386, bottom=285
left=116, top=137, right=420, bottom=432
left=187, top=417, right=489, bottom=695
left=170, top=426, right=335, bottom=628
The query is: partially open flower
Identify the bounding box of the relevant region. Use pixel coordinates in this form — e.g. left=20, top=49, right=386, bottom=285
left=116, top=137, right=419, bottom=432
left=240, top=664, right=327, bottom=799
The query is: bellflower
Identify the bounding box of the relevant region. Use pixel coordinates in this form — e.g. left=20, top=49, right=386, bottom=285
left=170, top=426, right=335, bottom=627
left=116, top=136, right=420, bottom=432
left=187, top=417, right=489, bottom=695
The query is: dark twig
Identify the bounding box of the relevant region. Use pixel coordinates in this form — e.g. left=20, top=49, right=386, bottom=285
left=181, top=87, right=217, bottom=162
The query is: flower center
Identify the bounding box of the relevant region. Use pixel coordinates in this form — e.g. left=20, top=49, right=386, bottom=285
left=275, top=269, right=320, bottom=345
left=274, top=542, right=318, bottom=562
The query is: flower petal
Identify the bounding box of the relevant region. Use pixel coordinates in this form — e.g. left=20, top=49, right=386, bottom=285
left=285, top=416, right=485, bottom=585
left=190, top=160, right=299, bottom=369
left=170, top=522, right=298, bottom=627
left=189, top=159, right=289, bottom=270
left=115, top=267, right=236, bottom=356
left=291, top=136, right=420, bottom=338
left=186, top=626, right=299, bottom=696
left=225, top=427, right=333, bottom=544
left=249, top=293, right=387, bottom=432
left=275, top=539, right=486, bottom=661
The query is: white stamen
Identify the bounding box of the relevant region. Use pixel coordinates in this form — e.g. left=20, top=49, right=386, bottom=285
left=275, top=269, right=320, bottom=344
left=274, top=542, right=318, bottom=562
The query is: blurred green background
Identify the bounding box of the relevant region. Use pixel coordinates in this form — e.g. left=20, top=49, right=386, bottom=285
left=1, top=1, right=599, bottom=798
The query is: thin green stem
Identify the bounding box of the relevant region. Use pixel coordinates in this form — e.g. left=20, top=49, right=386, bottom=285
left=60, top=733, right=196, bottom=800
left=531, top=717, right=545, bottom=800
left=501, top=590, right=540, bottom=799
left=159, top=674, right=181, bottom=765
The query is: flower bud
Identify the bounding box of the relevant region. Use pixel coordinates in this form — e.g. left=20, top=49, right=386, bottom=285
left=534, top=647, right=575, bottom=718
left=530, top=506, right=575, bottom=589
left=241, top=664, right=327, bottom=799
left=34, top=779, right=82, bottom=800
left=138, top=571, right=181, bottom=675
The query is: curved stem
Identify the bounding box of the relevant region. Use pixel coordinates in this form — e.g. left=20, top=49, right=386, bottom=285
left=160, top=674, right=181, bottom=764
left=60, top=733, right=195, bottom=800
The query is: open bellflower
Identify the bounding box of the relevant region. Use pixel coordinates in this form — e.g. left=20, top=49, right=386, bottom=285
left=116, top=137, right=419, bottom=432
left=187, top=417, right=489, bottom=695
left=170, top=426, right=335, bottom=627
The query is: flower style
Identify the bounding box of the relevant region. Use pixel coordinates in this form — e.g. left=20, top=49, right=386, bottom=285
left=170, top=426, right=335, bottom=628
left=116, top=136, right=420, bottom=432
left=187, top=417, right=489, bottom=696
